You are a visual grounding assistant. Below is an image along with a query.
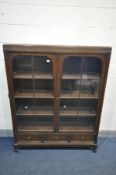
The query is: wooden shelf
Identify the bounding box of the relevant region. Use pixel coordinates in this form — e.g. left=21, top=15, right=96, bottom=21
left=15, top=91, right=34, bottom=98
left=16, top=106, right=54, bottom=116
left=13, top=72, right=53, bottom=79
left=18, top=124, right=93, bottom=132
left=18, top=125, right=53, bottom=132
left=14, top=90, right=54, bottom=98
left=16, top=106, right=35, bottom=115
left=80, top=93, right=98, bottom=99
left=13, top=72, right=99, bottom=80
left=62, top=74, right=80, bottom=79
left=60, top=107, right=96, bottom=116
left=62, top=73, right=100, bottom=80
left=60, top=125, right=94, bottom=132
left=35, top=91, right=54, bottom=98
left=61, top=91, right=98, bottom=99
left=34, top=73, right=53, bottom=79
left=13, top=72, right=33, bottom=79
left=36, top=107, right=54, bottom=115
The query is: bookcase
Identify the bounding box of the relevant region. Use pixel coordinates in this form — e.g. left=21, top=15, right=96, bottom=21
left=3, top=45, right=111, bottom=151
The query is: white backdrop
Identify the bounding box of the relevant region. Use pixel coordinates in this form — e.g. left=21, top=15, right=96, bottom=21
left=0, top=0, right=116, bottom=131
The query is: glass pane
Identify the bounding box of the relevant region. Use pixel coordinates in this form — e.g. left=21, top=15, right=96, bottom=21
left=60, top=99, right=96, bottom=131
left=60, top=99, right=79, bottom=115
left=61, top=56, right=81, bottom=98
left=17, top=116, right=36, bottom=128
left=60, top=56, right=102, bottom=131
left=17, top=116, right=53, bottom=126
left=14, top=79, right=33, bottom=91
left=35, top=79, right=53, bottom=91
left=14, top=79, right=33, bottom=98
left=16, top=99, right=54, bottom=131
left=33, top=56, right=54, bottom=130
left=62, top=56, right=81, bottom=75
left=13, top=55, right=32, bottom=78
left=33, top=56, right=54, bottom=97
left=35, top=99, right=54, bottom=115
left=33, top=56, right=53, bottom=75
left=81, top=57, right=102, bottom=98
left=15, top=99, right=54, bottom=115
left=17, top=116, right=53, bottom=131
left=12, top=55, right=54, bottom=132
left=60, top=117, right=95, bottom=131
left=60, top=56, right=81, bottom=130
left=79, top=99, right=97, bottom=114
left=15, top=99, right=35, bottom=115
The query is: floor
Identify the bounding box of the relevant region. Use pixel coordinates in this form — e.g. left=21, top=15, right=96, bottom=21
left=0, top=137, right=116, bottom=175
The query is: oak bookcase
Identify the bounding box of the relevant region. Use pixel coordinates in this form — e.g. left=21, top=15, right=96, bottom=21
left=3, top=45, right=111, bottom=151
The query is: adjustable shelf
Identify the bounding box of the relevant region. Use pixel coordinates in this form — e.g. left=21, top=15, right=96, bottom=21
left=14, top=91, right=34, bottom=98
left=13, top=72, right=53, bottom=79
left=60, top=125, right=94, bottom=132
left=60, top=107, right=96, bottom=116
left=14, top=72, right=99, bottom=80
left=14, top=90, right=54, bottom=98
left=16, top=106, right=54, bottom=116
left=62, top=73, right=100, bottom=80
left=36, top=107, right=54, bottom=116
left=60, top=91, right=99, bottom=99
left=18, top=125, right=54, bottom=132
left=13, top=72, right=33, bottom=79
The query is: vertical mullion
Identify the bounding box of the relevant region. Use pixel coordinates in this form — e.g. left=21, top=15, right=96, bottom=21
left=32, top=56, right=36, bottom=99
left=77, top=57, right=84, bottom=126
left=53, top=55, right=62, bottom=132
left=31, top=56, right=37, bottom=127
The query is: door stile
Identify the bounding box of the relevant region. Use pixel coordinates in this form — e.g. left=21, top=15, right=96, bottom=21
left=4, top=53, right=18, bottom=142
left=53, top=54, right=63, bottom=132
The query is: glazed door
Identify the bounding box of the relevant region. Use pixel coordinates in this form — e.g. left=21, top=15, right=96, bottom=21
left=12, top=54, right=56, bottom=133
left=59, top=55, right=102, bottom=132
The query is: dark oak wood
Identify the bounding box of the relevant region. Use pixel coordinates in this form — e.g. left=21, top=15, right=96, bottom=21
left=3, top=44, right=111, bottom=151
left=3, top=44, right=111, bottom=54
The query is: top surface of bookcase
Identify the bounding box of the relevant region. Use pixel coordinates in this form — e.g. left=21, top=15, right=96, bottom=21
left=3, top=44, right=112, bottom=55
